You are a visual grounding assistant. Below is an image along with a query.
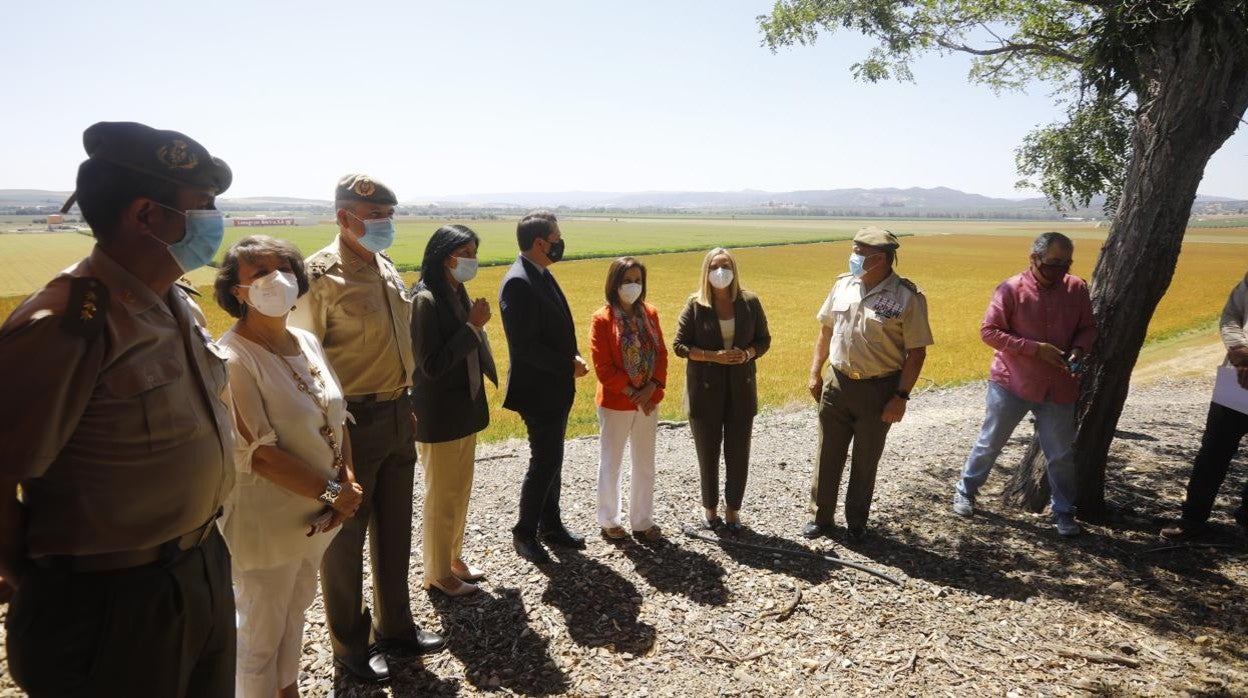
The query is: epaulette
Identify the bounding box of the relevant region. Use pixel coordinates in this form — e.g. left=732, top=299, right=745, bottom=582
left=175, top=277, right=202, bottom=296
left=836, top=272, right=853, bottom=279
left=898, top=277, right=923, bottom=295
left=306, top=248, right=339, bottom=280
left=61, top=277, right=109, bottom=339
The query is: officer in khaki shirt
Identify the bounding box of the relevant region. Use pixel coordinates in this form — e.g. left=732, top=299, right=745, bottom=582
left=289, top=174, right=444, bottom=683
left=0, top=122, right=236, bottom=697
left=804, top=227, right=934, bottom=542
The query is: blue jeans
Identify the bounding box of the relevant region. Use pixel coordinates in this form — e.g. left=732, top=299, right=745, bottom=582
left=957, top=381, right=1078, bottom=515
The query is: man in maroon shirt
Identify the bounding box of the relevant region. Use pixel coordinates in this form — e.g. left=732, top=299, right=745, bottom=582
left=953, top=232, right=1098, bottom=537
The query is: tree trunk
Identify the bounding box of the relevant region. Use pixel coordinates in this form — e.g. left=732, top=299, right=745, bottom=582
left=1005, top=12, right=1248, bottom=519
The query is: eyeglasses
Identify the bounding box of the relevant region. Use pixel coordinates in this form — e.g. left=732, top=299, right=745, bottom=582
left=1038, top=259, right=1072, bottom=269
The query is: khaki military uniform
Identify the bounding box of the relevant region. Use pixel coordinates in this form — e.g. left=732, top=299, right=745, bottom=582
left=811, top=271, right=934, bottom=529
left=288, top=234, right=420, bottom=659
left=1, top=247, right=235, bottom=696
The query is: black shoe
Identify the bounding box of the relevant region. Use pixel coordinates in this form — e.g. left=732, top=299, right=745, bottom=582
left=803, top=522, right=834, bottom=540
left=702, top=515, right=724, bottom=531
left=377, top=627, right=448, bottom=656
left=540, top=526, right=587, bottom=549
left=846, top=526, right=867, bottom=542
left=513, top=533, right=552, bottom=563
left=724, top=520, right=745, bottom=534
left=335, top=649, right=391, bottom=683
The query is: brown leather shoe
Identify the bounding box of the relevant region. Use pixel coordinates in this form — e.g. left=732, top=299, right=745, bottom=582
left=601, top=526, right=628, bottom=540
left=1159, top=521, right=1204, bottom=541
left=633, top=525, right=663, bottom=542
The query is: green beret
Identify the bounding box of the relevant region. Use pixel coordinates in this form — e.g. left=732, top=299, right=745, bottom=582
left=335, top=174, right=397, bottom=206
left=853, top=226, right=900, bottom=250
left=81, top=122, right=232, bottom=194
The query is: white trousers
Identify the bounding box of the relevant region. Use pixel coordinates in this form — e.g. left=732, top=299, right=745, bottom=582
left=597, top=405, right=658, bottom=530
left=234, top=556, right=320, bottom=698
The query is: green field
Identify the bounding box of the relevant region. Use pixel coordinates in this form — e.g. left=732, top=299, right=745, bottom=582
left=0, top=216, right=1117, bottom=296
left=2, top=218, right=1244, bottom=442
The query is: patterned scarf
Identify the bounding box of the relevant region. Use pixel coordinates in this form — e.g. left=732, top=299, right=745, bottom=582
left=612, top=303, right=659, bottom=388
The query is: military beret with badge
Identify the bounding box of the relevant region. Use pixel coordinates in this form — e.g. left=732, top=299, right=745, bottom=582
left=335, top=174, right=397, bottom=206
left=62, top=121, right=232, bottom=213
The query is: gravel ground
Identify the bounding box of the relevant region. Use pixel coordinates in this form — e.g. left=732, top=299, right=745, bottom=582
left=2, top=377, right=1246, bottom=696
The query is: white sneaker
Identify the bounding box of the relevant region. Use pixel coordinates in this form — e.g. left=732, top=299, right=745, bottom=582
left=1055, top=513, right=1082, bottom=537
left=952, top=492, right=974, bottom=518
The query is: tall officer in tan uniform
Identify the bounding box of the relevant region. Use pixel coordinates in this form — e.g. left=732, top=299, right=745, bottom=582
left=289, top=174, right=445, bottom=683
left=0, top=122, right=236, bottom=697
left=804, top=227, right=933, bottom=542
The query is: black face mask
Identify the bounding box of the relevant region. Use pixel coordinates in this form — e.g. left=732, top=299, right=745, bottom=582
left=545, top=237, right=565, bottom=263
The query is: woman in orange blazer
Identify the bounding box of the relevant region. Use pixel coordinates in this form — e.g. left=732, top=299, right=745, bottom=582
left=589, top=256, right=668, bottom=541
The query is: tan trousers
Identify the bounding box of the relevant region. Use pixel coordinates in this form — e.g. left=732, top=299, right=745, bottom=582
left=418, top=434, right=477, bottom=586
left=811, top=369, right=899, bottom=528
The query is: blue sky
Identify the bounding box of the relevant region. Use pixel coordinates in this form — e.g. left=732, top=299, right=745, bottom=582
left=3, top=0, right=1245, bottom=200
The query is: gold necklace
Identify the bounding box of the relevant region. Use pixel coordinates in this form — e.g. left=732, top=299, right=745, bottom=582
left=257, top=331, right=344, bottom=471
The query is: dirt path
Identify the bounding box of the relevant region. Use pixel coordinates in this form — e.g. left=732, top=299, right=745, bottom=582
left=1, top=376, right=1245, bottom=697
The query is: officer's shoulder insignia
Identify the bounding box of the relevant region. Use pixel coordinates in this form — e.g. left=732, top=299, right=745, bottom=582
left=61, top=277, right=109, bottom=339
left=174, top=277, right=202, bottom=296
left=898, top=277, right=923, bottom=295
left=306, top=248, right=340, bottom=280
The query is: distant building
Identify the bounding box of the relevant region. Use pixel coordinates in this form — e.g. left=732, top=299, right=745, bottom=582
left=232, top=216, right=296, bottom=227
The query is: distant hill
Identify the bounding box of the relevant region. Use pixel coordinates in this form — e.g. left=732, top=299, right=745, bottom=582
left=2, top=187, right=1245, bottom=218
left=431, top=186, right=1039, bottom=211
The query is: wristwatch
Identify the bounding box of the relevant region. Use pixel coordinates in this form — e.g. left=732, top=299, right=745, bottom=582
left=895, top=389, right=910, bottom=400
left=318, top=479, right=342, bottom=506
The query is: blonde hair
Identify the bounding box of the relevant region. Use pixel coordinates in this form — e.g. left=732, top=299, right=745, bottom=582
left=695, top=247, right=741, bottom=307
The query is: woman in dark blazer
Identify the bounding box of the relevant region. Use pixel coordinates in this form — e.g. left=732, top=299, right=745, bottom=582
left=673, top=247, right=771, bottom=532
left=410, top=224, right=497, bottom=597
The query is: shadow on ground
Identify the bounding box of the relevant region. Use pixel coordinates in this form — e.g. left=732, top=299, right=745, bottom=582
left=856, top=439, right=1248, bottom=666
left=540, top=548, right=657, bottom=655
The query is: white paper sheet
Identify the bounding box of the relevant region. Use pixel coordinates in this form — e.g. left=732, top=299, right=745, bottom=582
left=1211, top=365, right=1248, bottom=415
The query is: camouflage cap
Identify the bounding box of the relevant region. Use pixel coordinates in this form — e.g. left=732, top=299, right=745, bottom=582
left=335, top=174, right=397, bottom=206
left=853, top=226, right=900, bottom=250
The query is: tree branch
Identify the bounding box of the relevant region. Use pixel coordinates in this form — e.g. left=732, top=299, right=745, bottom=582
left=933, top=37, right=1081, bottom=64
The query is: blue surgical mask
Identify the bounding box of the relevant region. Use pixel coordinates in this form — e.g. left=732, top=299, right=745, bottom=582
left=153, top=203, right=225, bottom=272
left=848, top=253, right=866, bottom=278
left=348, top=212, right=395, bottom=253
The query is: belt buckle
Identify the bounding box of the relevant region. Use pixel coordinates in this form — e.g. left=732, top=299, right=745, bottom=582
left=850, top=370, right=862, bottom=380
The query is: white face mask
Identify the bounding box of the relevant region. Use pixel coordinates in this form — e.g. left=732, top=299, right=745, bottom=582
left=239, top=270, right=299, bottom=317
left=618, top=282, right=643, bottom=305
left=708, top=267, right=734, bottom=290
left=450, top=256, right=478, bottom=283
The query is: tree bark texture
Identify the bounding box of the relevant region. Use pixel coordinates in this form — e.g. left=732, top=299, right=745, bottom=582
left=1006, top=11, right=1248, bottom=518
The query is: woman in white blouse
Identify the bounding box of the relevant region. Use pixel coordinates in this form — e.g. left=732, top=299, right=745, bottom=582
left=213, top=236, right=364, bottom=698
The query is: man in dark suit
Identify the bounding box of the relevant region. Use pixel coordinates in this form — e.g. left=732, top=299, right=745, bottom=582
left=499, top=211, right=589, bottom=563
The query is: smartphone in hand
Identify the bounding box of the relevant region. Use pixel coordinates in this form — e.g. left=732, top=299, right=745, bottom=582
left=307, top=508, right=334, bottom=537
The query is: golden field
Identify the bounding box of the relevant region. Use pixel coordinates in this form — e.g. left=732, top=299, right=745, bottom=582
left=1, top=231, right=1244, bottom=441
